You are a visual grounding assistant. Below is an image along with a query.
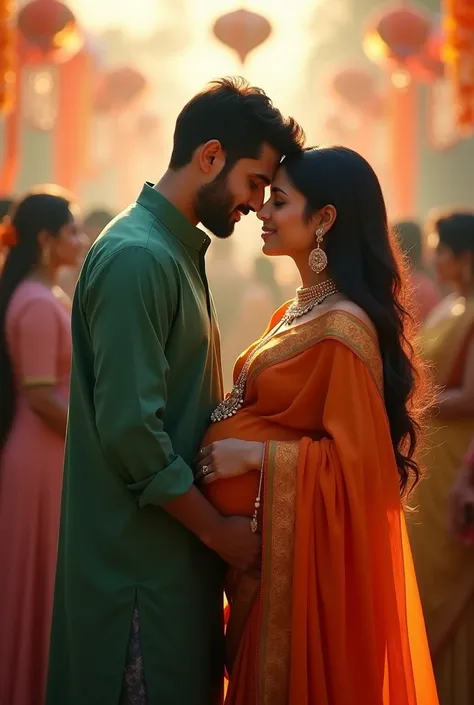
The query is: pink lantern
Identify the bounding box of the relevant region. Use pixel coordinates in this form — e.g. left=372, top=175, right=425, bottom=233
left=213, top=9, right=272, bottom=63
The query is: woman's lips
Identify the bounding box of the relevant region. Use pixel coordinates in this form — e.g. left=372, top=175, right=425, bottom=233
left=261, top=229, right=276, bottom=241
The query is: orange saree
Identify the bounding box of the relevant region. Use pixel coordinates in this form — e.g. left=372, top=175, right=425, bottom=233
left=202, top=308, right=438, bottom=705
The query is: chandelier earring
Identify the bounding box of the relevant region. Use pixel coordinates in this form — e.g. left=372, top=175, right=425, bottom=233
left=308, top=227, right=327, bottom=274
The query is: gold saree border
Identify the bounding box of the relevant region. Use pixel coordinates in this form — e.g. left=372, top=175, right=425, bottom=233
left=248, top=310, right=384, bottom=397
left=258, top=440, right=299, bottom=705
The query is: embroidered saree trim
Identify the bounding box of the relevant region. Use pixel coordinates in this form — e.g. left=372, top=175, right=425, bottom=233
left=248, top=310, right=383, bottom=397
left=258, top=441, right=299, bottom=705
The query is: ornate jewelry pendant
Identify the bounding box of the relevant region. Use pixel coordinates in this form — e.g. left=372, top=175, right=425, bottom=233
left=211, top=389, right=243, bottom=422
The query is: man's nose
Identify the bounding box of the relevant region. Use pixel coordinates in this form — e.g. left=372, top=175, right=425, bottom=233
left=250, top=193, right=265, bottom=214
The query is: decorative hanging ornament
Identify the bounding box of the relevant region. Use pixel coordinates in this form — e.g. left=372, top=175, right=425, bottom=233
left=363, top=1, right=432, bottom=69
left=329, top=64, right=384, bottom=117
left=94, top=66, right=148, bottom=114
left=17, top=0, right=83, bottom=64
left=213, top=8, right=272, bottom=64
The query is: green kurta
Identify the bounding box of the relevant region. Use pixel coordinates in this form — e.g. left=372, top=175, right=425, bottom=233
left=47, top=185, right=225, bottom=705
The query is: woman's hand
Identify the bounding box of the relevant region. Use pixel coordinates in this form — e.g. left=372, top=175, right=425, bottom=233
left=195, top=440, right=264, bottom=485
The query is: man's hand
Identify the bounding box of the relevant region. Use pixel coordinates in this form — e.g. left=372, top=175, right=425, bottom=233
left=206, top=516, right=261, bottom=572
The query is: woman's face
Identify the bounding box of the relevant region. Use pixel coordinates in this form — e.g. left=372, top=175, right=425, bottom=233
left=257, top=167, right=319, bottom=259
left=44, top=212, right=88, bottom=269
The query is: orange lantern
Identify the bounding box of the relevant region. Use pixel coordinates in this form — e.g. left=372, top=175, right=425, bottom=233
left=213, top=9, right=272, bottom=63
left=17, top=0, right=82, bottom=63
left=94, top=67, right=148, bottom=113
left=363, top=2, right=432, bottom=68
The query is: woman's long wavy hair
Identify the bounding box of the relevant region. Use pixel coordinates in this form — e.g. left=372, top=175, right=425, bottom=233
left=282, top=146, right=430, bottom=496
left=0, top=188, right=73, bottom=451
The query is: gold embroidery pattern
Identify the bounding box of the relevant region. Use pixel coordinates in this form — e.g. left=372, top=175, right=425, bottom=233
left=248, top=310, right=383, bottom=397
left=259, top=441, right=299, bottom=705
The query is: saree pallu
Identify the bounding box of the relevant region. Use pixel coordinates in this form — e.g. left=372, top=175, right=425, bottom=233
left=407, top=297, right=474, bottom=705
left=202, top=309, right=438, bottom=705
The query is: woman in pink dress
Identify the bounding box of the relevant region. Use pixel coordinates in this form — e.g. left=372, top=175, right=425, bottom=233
left=0, top=187, right=86, bottom=705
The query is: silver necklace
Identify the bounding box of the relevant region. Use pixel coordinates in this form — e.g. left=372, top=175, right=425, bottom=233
left=210, top=279, right=338, bottom=423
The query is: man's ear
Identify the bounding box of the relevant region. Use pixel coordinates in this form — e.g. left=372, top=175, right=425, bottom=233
left=197, top=140, right=226, bottom=176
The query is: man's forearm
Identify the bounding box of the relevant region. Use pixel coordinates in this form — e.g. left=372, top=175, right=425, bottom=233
left=163, top=485, right=224, bottom=549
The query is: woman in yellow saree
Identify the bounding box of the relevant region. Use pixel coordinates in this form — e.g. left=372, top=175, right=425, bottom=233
left=407, top=212, right=474, bottom=705
left=198, top=147, right=438, bottom=705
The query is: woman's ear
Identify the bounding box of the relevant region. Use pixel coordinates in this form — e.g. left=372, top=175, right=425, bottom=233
left=312, top=205, right=337, bottom=232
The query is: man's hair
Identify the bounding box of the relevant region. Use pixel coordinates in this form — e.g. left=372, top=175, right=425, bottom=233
left=169, top=76, right=305, bottom=170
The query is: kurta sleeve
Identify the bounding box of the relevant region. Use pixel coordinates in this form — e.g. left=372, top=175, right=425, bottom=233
left=17, top=298, right=59, bottom=387
left=85, top=245, right=194, bottom=507
left=259, top=337, right=437, bottom=705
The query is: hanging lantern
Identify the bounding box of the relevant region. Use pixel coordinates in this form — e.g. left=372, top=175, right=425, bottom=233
left=329, top=66, right=383, bottom=114
left=94, top=66, right=148, bottom=113
left=213, top=9, right=272, bottom=64
left=0, top=0, right=16, bottom=115
left=443, top=0, right=474, bottom=132
left=17, top=0, right=82, bottom=63
left=363, top=2, right=432, bottom=69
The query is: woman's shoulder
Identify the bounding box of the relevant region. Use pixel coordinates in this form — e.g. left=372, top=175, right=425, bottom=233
left=301, top=301, right=383, bottom=391
left=325, top=299, right=378, bottom=340
left=7, top=280, right=65, bottom=323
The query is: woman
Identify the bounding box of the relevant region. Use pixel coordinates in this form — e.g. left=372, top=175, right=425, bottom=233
left=407, top=212, right=474, bottom=705
left=197, top=147, right=438, bottom=705
left=0, top=187, right=86, bottom=705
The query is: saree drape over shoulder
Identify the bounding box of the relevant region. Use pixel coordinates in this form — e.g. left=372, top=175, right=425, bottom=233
left=202, top=308, right=438, bottom=705
left=407, top=297, right=474, bottom=705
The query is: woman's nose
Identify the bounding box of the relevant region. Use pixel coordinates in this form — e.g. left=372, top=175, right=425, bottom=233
left=257, top=201, right=270, bottom=221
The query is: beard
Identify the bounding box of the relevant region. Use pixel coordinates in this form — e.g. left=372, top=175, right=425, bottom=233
left=195, top=170, right=248, bottom=239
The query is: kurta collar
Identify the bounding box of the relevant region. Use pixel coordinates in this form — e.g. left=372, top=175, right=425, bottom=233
left=137, top=182, right=210, bottom=253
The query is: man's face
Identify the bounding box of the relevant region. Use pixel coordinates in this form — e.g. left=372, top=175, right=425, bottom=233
left=195, top=143, right=280, bottom=238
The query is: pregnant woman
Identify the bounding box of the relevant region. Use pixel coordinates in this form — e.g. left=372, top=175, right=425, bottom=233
left=197, top=147, right=439, bottom=705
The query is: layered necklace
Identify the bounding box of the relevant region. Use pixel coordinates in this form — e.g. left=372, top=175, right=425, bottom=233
left=210, top=279, right=338, bottom=423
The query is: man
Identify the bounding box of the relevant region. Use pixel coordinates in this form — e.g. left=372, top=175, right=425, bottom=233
left=47, top=77, right=304, bottom=705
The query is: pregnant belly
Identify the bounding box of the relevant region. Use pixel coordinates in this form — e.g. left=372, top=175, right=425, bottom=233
left=200, top=411, right=271, bottom=518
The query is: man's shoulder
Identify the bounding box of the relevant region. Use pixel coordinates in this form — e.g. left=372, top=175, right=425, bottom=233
left=85, top=215, right=180, bottom=279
